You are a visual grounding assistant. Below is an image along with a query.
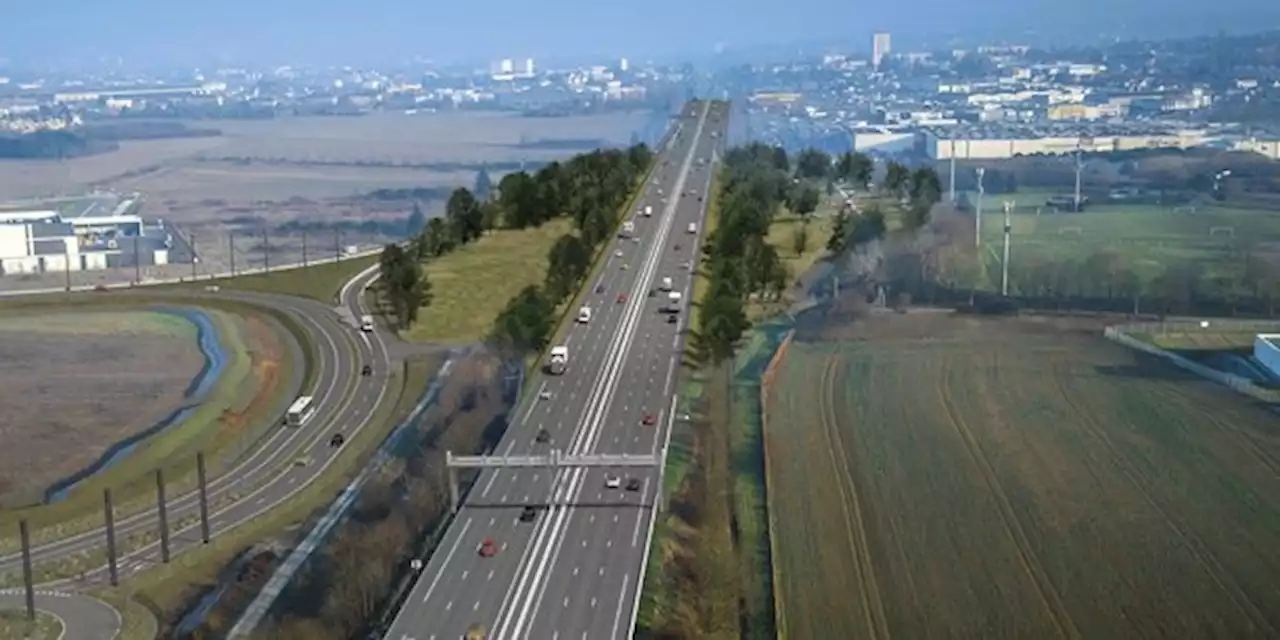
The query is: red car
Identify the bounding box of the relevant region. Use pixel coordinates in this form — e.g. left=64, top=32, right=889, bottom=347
left=642, top=412, right=657, bottom=426
left=478, top=537, right=498, bottom=557
left=616, top=293, right=628, bottom=304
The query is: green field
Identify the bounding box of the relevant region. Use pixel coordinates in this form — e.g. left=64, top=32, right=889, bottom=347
left=0, top=609, right=63, bottom=640
left=0, top=298, right=308, bottom=564
left=766, top=313, right=1280, bottom=639
left=403, top=219, right=574, bottom=344
left=975, top=196, right=1280, bottom=284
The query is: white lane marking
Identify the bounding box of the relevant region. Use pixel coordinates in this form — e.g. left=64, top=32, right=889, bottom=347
left=509, top=116, right=709, bottom=638
left=610, top=573, right=632, bottom=639
left=420, top=518, right=472, bottom=603
left=632, top=478, right=650, bottom=547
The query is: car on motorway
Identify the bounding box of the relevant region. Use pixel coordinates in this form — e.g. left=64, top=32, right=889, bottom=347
left=536, top=428, right=550, bottom=443
left=465, top=623, right=487, bottom=639
left=668, top=314, right=677, bottom=325
left=605, top=475, right=621, bottom=489
left=595, top=283, right=605, bottom=293
left=94, top=284, right=110, bottom=292
left=616, top=292, right=628, bottom=304
left=293, top=456, right=311, bottom=467
left=329, top=433, right=345, bottom=447
left=361, top=364, right=372, bottom=376
left=519, top=506, right=538, bottom=522
left=648, top=288, right=656, bottom=298
left=614, top=249, right=624, bottom=258
left=674, top=243, right=681, bottom=251
left=642, top=412, right=657, bottom=426
left=626, top=478, right=642, bottom=492
left=478, top=537, right=498, bottom=557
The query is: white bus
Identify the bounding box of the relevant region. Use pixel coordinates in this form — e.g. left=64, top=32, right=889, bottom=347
left=286, top=396, right=316, bottom=427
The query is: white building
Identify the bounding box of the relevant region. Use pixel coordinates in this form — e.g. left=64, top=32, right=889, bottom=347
left=852, top=127, right=917, bottom=154
left=872, top=32, right=891, bottom=68
left=0, top=210, right=164, bottom=275
left=924, top=127, right=1209, bottom=160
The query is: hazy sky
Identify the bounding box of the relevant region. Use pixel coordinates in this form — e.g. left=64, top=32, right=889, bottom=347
left=2, top=0, right=1277, bottom=67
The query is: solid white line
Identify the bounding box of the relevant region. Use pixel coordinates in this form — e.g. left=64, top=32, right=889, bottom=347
left=505, top=105, right=709, bottom=639
left=631, top=479, right=649, bottom=547
left=610, top=573, right=631, bottom=640
left=626, top=392, right=679, bottom=638
left=419, top=518, right=473, bottom=603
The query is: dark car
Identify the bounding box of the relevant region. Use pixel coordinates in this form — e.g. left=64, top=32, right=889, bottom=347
left=626, top=478, right=642, bottom=492
left=595, top=283, right=605, bottom=294
left=361, top=364, right=372, bottom=376
left=519, top=506, right=538, bottom=522
left=667, top=314, right=677, bottom=325
left=536, top=429, right=550, bottom=443
left=329, top=433, right=345, bottom=447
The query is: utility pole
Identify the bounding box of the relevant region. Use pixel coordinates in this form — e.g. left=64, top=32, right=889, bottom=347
left=975, top=167, right=986, bottom=248
left=301, top=230, right=308, bottom=268
left=133, top=235, right=141, bottom=285
left=190, top=232, right=198, bottom=280
left=1073, top=144, right=1084, bottom=213
left=64, top=244, right=72, bottom=292
left=261, top=227, right=270, bottom=273
left=229, top=232, right=236, bottom=277
left=948, top=138, right=957, bottom=203
left=333, top=229, right=341, bottom=266
left=1001, top=201, right=1013, bottom=296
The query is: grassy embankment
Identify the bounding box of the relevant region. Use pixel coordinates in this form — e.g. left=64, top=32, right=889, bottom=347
left=171, top=254, right=380, bottom=305
left=0, top=296, right=315, bottom=569
left=104, top=354, right=441, bottom=635
left=0, top=609, right=63, bottom=640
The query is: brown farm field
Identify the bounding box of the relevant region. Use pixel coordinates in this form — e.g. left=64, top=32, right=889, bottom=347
left=765, top=312, right=1280, bottom=640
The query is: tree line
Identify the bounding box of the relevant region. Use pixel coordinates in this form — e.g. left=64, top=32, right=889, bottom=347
left=375, top=142, right=654, bottom=337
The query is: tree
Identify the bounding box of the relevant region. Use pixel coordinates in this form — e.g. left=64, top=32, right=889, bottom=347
left=882, top=162, right=910, bottom=197
left=849, top=152, right=874, bottom=189
left=445, top=187, right=483, bottom=244
left=498, top=171, right=540, bottom=229
left=420, top=217, right=452, bottom=258
left=474, top=165, right=493, bottom=200
left=795, top=148, right=832, bottom=180
left=908, top=167, right=943, bottom=208
left=827, top=210, right=851, bottom=254
left=771, top=146, right=790, bottom=173
left=490, top=285, right=554, bottom=353
left=790, top=184, right=820, bottom=218
left=378, top=243, right=431, bottom=327
left=545, top=233, right=592, bottom=302
left=405, top=202, right=427, bottom=236
left=791, top=224, right=809, bottom=257
left=849, top=204, right=887, bottom=246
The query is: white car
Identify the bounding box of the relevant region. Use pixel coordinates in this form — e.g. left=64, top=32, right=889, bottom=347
left=614, top=249, right=624, bottom=258
left=605, top=475, right=621, bottom=489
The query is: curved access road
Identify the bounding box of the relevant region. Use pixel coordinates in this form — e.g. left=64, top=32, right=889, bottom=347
left=0, top=589, right=118, bottom=640
left=0, top=263, right=392, bottom=636
left=383, top=99, right=727, bottom=640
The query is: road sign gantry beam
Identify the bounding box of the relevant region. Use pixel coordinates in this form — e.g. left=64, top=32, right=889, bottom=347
left=444, top=449, right=662, bottom=511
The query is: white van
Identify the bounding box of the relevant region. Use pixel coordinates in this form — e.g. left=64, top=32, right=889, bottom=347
left=687, top=222, right=697, bottom=235
left=660, top=276, right=673, bottom=292
left=577, top=305, right=592, bottom=324
left=360, top=315, right=374, bottom=332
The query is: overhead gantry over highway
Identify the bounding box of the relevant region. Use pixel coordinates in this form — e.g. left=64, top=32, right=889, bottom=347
left=384, top=99, right=729, bottom=640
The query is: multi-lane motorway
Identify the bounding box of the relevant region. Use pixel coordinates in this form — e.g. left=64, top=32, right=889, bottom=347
left=385, top=100, right=727, bottom=640
left=0, top=263, right=393, bottom=637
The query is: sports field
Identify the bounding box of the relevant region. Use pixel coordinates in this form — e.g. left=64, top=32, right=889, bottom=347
left=765, top=312, right=1280, bottom=639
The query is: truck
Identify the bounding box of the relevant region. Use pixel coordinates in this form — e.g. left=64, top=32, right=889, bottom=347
left=577, top=305, right=592, bottom=324
left=546, top=346, right=569, bottom=375
left=360, top=315, right=374, bottom=332
left=660, top=276, right=673, bottom=292
left=619, top=221, right=635, bottom=237
left=643, top=205, right=653, bottom=217
left=666, top=291, right=683, bottom=313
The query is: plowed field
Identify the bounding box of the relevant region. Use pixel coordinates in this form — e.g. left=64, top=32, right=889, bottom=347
left=765, top=313, right=1280, bottom=639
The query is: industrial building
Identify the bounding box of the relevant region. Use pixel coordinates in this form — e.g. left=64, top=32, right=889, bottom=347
left=0, top=208, right=169, bottom=275
left=923, top=125, right=1210, bottom=160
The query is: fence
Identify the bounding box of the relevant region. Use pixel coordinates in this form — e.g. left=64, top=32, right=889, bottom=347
left=1104, top=324, right=1280, bottom=403
left=758, top=329, right=793, bottom=640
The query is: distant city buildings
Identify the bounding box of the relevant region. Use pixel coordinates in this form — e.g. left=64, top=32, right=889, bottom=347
left=872, top=32, right=892, bottom=69
left=489, top=58, right=536, bottom=81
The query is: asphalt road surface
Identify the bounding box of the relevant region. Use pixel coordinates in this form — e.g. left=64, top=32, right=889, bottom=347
left=384, top=100, right=728, bottom=640
left=0, top=589, right=119, bottom=640
left=0, top=264, right=392, bottom=635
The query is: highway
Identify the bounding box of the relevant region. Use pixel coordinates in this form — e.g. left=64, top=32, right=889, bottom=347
left=384, top=100, right=727, bottom=640
left=0, top=264, right=393, bottom=597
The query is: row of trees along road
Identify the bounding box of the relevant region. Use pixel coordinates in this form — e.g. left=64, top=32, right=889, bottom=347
left=377, top=143, right=654, bottom=336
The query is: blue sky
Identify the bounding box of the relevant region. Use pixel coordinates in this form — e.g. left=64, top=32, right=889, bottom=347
left=2, top=0, right=1276, bottom=67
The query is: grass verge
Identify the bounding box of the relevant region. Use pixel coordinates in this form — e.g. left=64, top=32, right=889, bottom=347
left=121, top=353, right=439, bottom=629
left=0, top=609, right=62, bottom=640
left=403, top=219, right=574, bottom=344
left=169, top=255, right=380, bottom=305
left=0, top=297, right=313, bottom=557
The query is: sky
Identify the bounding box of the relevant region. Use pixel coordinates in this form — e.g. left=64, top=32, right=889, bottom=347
left=2, top=0, right=1278, bottom=68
